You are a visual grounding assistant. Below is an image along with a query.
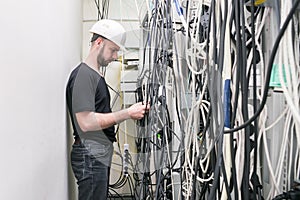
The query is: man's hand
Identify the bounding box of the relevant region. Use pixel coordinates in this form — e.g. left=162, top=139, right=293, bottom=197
left=76, top=102, right=150, bottom=132
left=127, top=102, right=150, bottom=120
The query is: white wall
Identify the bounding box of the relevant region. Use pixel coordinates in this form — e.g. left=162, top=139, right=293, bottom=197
left=0, top=1, right=82, bottom=199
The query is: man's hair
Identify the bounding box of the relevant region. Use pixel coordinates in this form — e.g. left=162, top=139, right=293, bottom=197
left=90, top=33, right=108, bottom=43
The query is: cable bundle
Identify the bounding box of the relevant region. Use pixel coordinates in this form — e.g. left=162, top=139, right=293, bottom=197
left=98, top=0, right=300, bottom=199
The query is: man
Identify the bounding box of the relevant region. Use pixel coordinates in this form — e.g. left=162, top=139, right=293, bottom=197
left=66, top=19, right=149, bottom=200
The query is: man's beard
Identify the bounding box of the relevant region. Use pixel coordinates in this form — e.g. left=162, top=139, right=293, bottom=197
left=97, top=45, right=110, bottom=67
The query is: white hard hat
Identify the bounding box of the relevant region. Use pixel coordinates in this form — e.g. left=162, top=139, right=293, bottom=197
left=90, top=19, right=126, bottom=51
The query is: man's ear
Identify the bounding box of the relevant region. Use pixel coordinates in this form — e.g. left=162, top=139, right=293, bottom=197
left=96, top=37, right=104, bottom=46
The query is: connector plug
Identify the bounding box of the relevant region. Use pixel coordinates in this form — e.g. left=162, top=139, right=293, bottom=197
left=123, top=144, right=129, bottom=175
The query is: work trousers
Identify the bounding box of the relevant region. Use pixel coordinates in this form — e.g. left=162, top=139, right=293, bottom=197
left=71, top=141, right=113, bottom=200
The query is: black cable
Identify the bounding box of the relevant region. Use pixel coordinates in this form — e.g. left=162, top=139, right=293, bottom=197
left=250, top=1, right=262, bottom=199
left=211, top=0, right=235, bottom=196
left=190, top=103, right=211, bottom=198
left=216, top=0, right=228, bottom=73
left=212, top=0, right=217, bottom=65
left=103, top=0, right=109, bottom=19
left=231, top=0, right=242, bottom=128
left=135, top=2, right=175, bottom=199
left=224, top=0, right=300, bottom=133
left=220, top=155, right=232, bottom=200
left=108, top=188, right=124, bottom=199
left=134, top=1, right=300, bottom=199
left=171, top=19, right=187, bottom=200
left=230, top=130, right=239, bottom=199
left=94, top=0, right=101, bottom=20
left=191, top=156, right=201, bottom=200
left=207, top=131, right=223, bottom=200
left=238, top=1, right=251, bottom=199
left=146, top=1, right=178, bottom=198
left=206, top=0, right=229, bottom=197
left=227, top=2, right=242, bottom=198
left=126, top=175, right=135, bottom=200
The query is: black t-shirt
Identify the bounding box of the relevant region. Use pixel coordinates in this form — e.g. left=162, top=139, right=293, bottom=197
left=66, top=63, right=116, bottom=143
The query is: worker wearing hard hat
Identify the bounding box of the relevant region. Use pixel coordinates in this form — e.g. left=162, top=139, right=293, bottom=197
left=66, top=19, right=149, bottom=200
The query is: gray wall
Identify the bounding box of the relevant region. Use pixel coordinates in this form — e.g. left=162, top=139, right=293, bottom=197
left=0, top=1, right=82, bottom=199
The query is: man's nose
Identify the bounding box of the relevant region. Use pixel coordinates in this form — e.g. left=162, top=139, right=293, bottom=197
left=112, top=52, right=118, bottom=60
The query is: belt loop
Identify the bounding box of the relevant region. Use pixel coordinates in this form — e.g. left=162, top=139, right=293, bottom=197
left=74, top=136, right=81, bottom=145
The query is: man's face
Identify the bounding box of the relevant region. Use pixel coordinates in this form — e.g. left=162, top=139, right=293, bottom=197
left=97, top=39, right=120, bottom=67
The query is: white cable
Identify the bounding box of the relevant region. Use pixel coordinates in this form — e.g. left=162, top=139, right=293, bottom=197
left=262, top=124, right=281, bottom=197
left=288, top=120, right=295, bottom=190
left=278, top=25, right=300, bottom=153
left=273, top=109, right=290, bottom=196
left=265, top=107, right=288, bottom=131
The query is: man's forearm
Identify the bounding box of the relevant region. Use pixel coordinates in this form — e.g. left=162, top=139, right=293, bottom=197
left=76, top=102, right=148, bottom=132
left=76, top=109, right=131, bottom=132
left=94, top=109, right=130, bottom=130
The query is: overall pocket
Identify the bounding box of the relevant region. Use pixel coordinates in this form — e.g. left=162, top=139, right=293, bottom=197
left=70, top=144, right=91, bottom=182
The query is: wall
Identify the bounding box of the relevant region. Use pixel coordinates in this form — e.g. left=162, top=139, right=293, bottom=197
left=0, top=1, right=82, bottom=199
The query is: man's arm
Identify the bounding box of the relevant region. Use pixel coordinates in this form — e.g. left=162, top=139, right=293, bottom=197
left=76, top=102, right=149, bottom=132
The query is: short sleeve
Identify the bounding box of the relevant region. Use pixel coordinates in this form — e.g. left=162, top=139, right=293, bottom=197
left=72, top=66, right=99, bottom=113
